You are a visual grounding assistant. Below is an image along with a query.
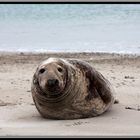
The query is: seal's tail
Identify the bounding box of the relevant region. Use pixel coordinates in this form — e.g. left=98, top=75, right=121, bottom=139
left=114, top=99, right=119, bottom=104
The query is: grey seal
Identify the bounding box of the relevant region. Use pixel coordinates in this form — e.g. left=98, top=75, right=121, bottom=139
left=31, top=57, right=115, bottom=120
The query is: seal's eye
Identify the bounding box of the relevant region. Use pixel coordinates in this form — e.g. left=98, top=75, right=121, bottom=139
left=57, top=67, right=63, bottom=73
left=39, top=68, right=45, bottom=74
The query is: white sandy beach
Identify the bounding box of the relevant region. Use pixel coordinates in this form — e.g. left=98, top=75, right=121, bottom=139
left=0, top=52, right=140, bottom=137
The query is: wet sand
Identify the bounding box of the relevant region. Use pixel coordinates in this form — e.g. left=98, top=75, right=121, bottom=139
left=0, top=52, right=140, bottom=137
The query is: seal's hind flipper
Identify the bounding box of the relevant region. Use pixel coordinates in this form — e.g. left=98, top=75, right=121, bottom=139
left=114, top=99, right=119, bottom=104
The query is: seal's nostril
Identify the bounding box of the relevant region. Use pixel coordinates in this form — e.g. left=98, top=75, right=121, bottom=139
left=47, top=79, right=59, bottom=86
left=55, top=79, right=59, bottom=85
left=39, top=68, right=45, bottom=74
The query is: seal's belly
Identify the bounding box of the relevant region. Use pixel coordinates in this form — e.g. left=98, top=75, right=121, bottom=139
left=35, top=97, right=106, bottom=119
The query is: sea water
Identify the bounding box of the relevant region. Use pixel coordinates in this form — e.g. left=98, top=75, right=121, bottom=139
left=0, top=4, right=140, bottom=54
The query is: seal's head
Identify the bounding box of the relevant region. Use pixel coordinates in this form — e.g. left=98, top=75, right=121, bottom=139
left=34, top=58, right=68, bottom=98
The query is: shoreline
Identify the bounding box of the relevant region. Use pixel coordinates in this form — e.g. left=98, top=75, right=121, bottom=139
left=0, top=51, right=140, bottom=56
left=0, top=52, right=140, bottom=136
left=1, top=51, right=140, bottom=67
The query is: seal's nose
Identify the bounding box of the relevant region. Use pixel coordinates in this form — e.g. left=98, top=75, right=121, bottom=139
left=47, top=79, right=59, bottom=87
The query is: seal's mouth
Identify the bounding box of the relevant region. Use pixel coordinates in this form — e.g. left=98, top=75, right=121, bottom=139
left=46, top=86, right=62, bottom=97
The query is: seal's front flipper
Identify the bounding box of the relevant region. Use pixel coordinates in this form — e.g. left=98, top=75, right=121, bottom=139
left=86, top=69, right=113, bottom=105
left=85, top=87, right=99, bottom=101
left=85, top=70, right=101, bottom=101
